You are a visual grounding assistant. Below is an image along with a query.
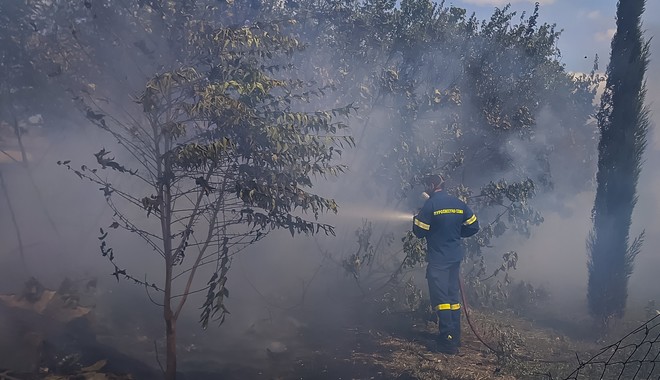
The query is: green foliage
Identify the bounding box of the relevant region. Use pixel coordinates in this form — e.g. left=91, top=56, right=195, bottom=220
left=15, top=22, right=360, bottom=380
left=62, top=20, right=355, bottom=329
left=272, top=0, right=600, bottom=198
left=243, top=0, right=600, bottom=308
left=49, top=7, right=357, bottom=375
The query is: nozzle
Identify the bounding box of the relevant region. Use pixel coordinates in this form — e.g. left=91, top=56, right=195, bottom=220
left=421, top=192, right=430, bottom=200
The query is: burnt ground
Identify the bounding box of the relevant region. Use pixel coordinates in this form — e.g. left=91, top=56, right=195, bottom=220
left=0, top=292, right=649, bottom=380
left=169, top=308, right=593, bottom=380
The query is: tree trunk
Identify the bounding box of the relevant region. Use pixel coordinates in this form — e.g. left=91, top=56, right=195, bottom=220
left=0, top=171, right=28, bottom=275
left=164, top=307, right=177, bottom=380
left=164, top=239, right=176, bottom=379
left=8, top=107, right=62, bottom=238
left=160, top=132, right=176, bottom=379
left=163, top=211, right=177, bottom=380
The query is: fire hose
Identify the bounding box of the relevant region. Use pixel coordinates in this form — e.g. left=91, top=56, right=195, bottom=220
left=458, top=273, right=498, bottom=354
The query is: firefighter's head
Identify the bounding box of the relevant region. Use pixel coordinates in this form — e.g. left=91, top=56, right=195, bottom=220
left=423, top=174, right=445, bottom=195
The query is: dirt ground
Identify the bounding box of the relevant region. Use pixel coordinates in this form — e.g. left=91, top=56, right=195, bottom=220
left=167, top=308, right=594, bottom=380
left=0, top=285, right=649, bottom=380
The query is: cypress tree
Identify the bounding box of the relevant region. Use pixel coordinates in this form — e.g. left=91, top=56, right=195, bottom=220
left=587, top=0, right=651, bottom=324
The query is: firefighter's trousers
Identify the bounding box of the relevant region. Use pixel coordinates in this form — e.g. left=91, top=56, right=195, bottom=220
left=426, top=261, right=461, bottom=348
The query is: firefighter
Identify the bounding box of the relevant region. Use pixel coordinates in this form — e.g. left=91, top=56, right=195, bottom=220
left=412, top=174, right=479, bottom=354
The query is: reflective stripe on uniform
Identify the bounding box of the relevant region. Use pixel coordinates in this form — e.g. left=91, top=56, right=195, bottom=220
left=464, top=214, right=477, bottom=225
left=434, top=303, right=451, bottom=311
left=451, top=303, right=461, bottom=310
left=434, top=208, right=464, bottom=215
left=414, top=218, right=430, bottom=230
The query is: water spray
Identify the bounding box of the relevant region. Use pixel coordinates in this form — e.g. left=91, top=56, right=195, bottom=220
left=338, top=192, right=430, bottom=223
left=376, top=210, right=416, bottom=222
left=337, top=206, right=415, bottom=223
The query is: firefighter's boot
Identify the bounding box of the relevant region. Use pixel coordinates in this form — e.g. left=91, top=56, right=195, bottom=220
left=450, top=307, right=461, bottom=348
left=435, top=311, right=458, bottom=355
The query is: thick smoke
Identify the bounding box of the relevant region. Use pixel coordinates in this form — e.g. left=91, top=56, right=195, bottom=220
left=627, top=4, right=660, bottom=307
left=503, top=1, right=660, bottom=320
left=0, top=0, right=658, bottom=376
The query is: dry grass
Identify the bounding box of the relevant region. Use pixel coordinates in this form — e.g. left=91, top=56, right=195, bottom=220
left=352, top=333, right=516, bottom=380
left=326, top=308, right=600, bottom=380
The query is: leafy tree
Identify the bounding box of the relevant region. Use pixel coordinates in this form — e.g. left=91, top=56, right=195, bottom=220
left=60, top=20, right=353, bottom=379
left=271, top=0, right=600, bottom=306
left=587, top=0, right=650, bottom=325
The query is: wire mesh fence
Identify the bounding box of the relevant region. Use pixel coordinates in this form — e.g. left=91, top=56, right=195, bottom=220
left=555, top=314, right=660, bottom=380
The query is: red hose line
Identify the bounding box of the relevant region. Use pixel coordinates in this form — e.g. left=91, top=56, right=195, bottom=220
left=459, top=273, right=499, bottom=354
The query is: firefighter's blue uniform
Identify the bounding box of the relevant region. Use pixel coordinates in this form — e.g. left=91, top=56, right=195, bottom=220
left=412, top=190, right=479, bottom=353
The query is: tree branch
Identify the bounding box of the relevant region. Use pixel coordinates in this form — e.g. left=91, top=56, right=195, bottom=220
left=174, top=187, right=224, bottom=320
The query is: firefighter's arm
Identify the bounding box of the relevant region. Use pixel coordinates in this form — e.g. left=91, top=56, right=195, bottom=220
left=461, top=205, right=479, bottom=237
left=412, top=201, right=433, bottom=238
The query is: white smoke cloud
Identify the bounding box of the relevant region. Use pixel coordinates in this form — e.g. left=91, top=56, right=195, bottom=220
left=586, top=10, right=603, bottom=20
left=595, top=28, right=616, bottom=42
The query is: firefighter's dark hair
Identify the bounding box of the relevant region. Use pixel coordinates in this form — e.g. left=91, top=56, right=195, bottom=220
left=423, top=174, right=445, bottom=188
